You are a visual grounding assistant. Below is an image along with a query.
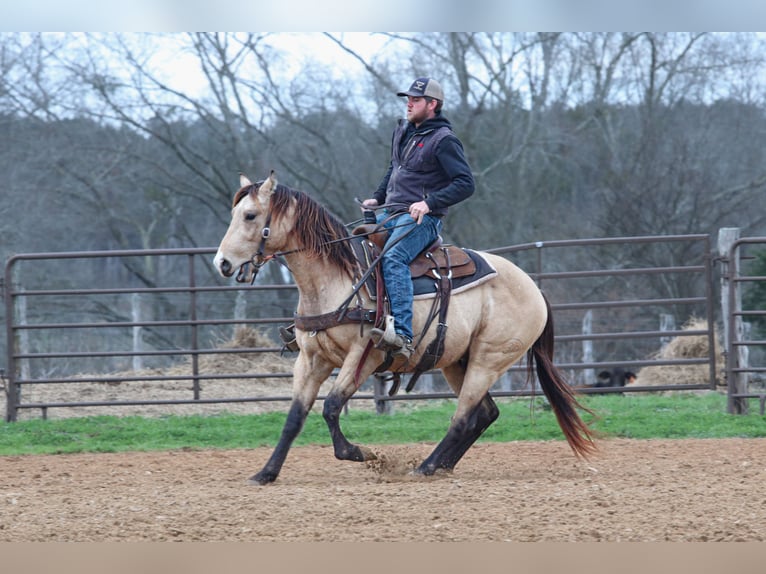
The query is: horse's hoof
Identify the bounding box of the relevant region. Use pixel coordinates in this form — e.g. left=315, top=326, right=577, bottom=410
left=336, top=444, right=377, bottom=462
left=248, top=471, right=277, bottom=485
left=413, top=462, right=449, bottom=476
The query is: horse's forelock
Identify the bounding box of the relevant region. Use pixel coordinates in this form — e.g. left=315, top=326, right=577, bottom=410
left=232, top=179, right=276, bottom=209
left=232, top=184, right=256, bottom=209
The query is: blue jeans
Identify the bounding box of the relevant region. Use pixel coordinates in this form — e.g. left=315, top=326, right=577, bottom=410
left=379, top=212, right=443, bottom=340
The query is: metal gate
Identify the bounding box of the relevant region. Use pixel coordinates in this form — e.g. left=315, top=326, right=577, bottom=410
left=720, top=233, right=766, bottom=414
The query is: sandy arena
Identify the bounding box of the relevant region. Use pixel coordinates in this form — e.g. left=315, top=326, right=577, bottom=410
left=2, top=437, right=766, bottom=542
left=3, top=325, right=762, bottom=542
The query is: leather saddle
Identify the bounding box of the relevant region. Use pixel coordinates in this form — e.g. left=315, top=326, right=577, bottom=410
left=351, top=223, right=476, bottom=288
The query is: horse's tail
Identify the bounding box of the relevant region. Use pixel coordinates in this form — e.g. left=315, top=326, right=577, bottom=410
left=527, top=293, right=598, bottom=459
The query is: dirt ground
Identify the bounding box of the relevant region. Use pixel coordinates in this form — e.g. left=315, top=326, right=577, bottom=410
left=2, top=437, right=766, bottom=542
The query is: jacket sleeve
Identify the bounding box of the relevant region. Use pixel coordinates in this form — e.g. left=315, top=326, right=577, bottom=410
left=424, top=135, right=475, bottom=211
left=373, top=124, right=401, bottom=205
left=373, top=163, right=392, bottom=205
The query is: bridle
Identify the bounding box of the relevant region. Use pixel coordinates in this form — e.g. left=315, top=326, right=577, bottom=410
left=238, top=204, right=311, bottom=284
left=238, top=211, right=274, bottom=284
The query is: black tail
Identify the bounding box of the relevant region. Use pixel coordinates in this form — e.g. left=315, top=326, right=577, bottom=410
left=526, top=293, right=597, bottom=458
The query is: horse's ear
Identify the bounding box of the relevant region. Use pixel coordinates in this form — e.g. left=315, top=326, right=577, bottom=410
left=239, top=173, right=252, bottom=187
left=253, top=170, right=277, bottom=209
left=257, top=170, right=278, bottom=200
left=263, top=170, right=278, bottom=192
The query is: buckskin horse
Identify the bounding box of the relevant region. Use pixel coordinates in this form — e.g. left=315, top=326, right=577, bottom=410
left=214, top=172, right=596, bottom=484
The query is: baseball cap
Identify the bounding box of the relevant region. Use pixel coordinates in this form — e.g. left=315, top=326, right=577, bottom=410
left=397, top=77, right=444, bottom=101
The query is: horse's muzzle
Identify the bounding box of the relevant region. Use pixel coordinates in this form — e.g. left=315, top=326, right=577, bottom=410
left=214, top=252, right=235, bottom=277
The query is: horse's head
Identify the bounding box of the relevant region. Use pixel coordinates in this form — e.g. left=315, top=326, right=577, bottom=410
left=214, top=171, right=279, bottom=283
left=215, top=170, right=358, bottom=284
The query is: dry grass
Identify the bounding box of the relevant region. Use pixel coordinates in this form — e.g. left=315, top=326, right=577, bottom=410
left=630, top=318, right=724, bottom=390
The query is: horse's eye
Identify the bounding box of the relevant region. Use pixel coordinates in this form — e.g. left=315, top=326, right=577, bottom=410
left=245, top=212, right=256, bottom=221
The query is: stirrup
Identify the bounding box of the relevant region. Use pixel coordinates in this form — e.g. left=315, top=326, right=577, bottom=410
left=279, top=324, right=299, bottom=352
left=370, top=315, right=397, bottom=347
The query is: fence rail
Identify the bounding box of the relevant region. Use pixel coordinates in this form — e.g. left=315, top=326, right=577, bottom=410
left=3, top=234, right=724, bottom=421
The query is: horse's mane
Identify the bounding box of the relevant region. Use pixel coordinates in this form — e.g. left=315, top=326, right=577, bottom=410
left=235, top=182, right=357, bottom=277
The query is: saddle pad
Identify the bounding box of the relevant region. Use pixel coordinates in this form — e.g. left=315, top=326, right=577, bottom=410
left=413, top=249, right=498, bottom=300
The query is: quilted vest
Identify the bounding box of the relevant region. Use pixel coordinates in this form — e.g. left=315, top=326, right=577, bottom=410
left=385, top=121, right=452, bottom=217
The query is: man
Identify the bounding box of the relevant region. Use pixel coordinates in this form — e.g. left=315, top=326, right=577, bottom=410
left=362, top=77, right=475, bottom=360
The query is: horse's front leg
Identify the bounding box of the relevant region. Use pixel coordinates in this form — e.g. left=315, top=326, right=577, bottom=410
left=322, top=354, right=379, bottom=463
left=250, top=354, right=333, bottom=485
left=250, top=399, right=311, bottom=485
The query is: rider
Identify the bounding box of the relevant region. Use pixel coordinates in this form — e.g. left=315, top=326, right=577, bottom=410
left=363, top=77, right=475, bottom=360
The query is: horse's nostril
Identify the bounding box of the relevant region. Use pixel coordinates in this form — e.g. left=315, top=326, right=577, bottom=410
left=220, top=259, right=231, bottom=275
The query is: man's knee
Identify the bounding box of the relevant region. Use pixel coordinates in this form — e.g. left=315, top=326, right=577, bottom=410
left=382, top=247, right=411, bottom=266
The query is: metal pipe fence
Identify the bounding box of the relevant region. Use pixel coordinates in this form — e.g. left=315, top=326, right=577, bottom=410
left=3, top=234, right=719, bottom=421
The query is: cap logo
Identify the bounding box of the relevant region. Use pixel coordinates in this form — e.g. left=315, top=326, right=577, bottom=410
left=414, top=80, right=426, bottom=92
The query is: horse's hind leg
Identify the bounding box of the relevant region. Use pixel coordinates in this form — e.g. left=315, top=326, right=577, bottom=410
left=416, top=362, right=500, bottom=475
left=417, top=394, right=499, bottom=475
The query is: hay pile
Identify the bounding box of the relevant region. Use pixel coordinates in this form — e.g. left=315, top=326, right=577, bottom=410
left=195, top=325, right=295, bottom=380
left=629, top=318, right=724, bottom=390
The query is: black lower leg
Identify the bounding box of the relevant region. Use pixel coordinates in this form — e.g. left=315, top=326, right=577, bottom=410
left=251, top=400, right=308, bottom=484
left=417, top=395, right=500, bottom=475
left=323, top=392, right=367, bottom=461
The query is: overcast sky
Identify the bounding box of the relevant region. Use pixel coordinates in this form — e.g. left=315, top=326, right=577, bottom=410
left=3, top=0, right=766, bottom=32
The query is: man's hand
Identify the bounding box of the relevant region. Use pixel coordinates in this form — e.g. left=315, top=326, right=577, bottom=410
left=409, top=200, right=431, bottom=224
left=361, top=198, right=379, bottom=210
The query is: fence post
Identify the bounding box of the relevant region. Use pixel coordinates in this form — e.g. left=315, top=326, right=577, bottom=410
left=234, top=290, right=247, bottom=322
left=4, top=270, right=20, bottom=421
left=188, top=254, right=201, bottom=401
left=13, top=288, right=31, bottom=384
left=718, top=227, right=748, bottom=414
left=660, top=313, right=675, bottom=349
left=581, top=310, right=593, bottom=387
left=131, top=293, right=143, bottom=371
left=373, top=374, right=392, bottom=415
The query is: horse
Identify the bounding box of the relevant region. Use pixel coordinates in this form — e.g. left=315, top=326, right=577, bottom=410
left=214, top=171, right=596, bottom=484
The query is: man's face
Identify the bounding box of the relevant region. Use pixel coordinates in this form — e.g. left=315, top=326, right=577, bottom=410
left=405, top=96, right=435, bottom=126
